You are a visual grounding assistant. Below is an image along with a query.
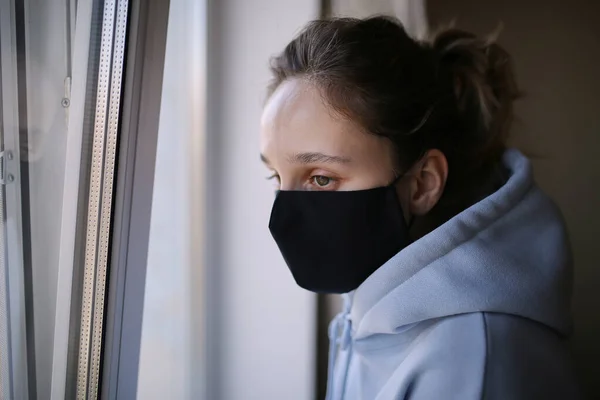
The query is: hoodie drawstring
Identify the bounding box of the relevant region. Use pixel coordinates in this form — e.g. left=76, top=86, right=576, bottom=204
left=326, top=297, right=353, bottom=400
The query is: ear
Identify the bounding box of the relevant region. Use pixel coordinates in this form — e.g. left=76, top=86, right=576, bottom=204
left=407, top=149, right=448, bottom=216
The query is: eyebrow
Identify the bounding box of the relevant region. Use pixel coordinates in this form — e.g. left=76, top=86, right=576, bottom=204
left=261, top=152, right=352, bottom=166
left=289, top=152, right=352, bottom=165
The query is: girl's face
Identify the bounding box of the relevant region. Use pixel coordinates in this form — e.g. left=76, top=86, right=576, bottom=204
left=261, top=78, right=449, bottom=237
left=260, top=79, right=400, bottom=193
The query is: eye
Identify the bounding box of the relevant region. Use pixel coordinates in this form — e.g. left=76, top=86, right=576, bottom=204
left=311, top=175, right=333, bottom=187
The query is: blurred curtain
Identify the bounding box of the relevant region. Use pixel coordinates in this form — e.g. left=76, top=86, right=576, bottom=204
left=330, top=0, right=428, bottom=38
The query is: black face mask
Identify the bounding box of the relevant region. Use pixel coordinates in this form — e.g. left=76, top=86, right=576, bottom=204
left=268, top=179, right=410, bottom=294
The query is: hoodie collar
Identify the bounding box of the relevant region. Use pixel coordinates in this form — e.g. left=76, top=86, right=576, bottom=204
left=349, top=149, right=573, bottom=340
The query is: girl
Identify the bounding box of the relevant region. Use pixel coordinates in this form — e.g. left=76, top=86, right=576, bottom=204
left=261, top=16, right=580, bottom=399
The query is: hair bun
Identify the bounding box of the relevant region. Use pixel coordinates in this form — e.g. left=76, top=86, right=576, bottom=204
left=427, top=26, right=521, bottom=154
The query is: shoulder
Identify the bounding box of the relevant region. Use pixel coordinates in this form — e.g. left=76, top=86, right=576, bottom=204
left=481, top=313, right=581, bottom=400
left=386, top=313, right=581, bottom=400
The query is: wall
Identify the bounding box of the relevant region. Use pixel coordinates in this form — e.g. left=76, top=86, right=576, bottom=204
left=206, top=1, right=319, bottom=399
left=138, top=0, right=319, bottom=399
left=136, top=0, right=195, bottom=396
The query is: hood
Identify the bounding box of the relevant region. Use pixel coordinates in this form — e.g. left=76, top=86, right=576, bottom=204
left=349, top=149, right=573, bottom=341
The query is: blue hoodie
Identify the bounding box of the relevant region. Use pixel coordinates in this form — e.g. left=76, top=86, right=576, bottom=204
left=326, top=149, right=580, bottom=400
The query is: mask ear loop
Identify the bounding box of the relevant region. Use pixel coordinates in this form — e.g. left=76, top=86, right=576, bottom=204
left=407, top=214, right=416, bottom=230
left=390, top=171, right=405, bottom=186
left=390, top=171, right=416, bottom=230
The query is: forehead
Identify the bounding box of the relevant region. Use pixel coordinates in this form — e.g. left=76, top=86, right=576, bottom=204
left=260, top=79, right=381, bottom=159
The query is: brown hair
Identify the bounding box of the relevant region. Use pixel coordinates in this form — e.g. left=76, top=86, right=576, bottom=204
left=268, top=16, right=520, bottom=220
